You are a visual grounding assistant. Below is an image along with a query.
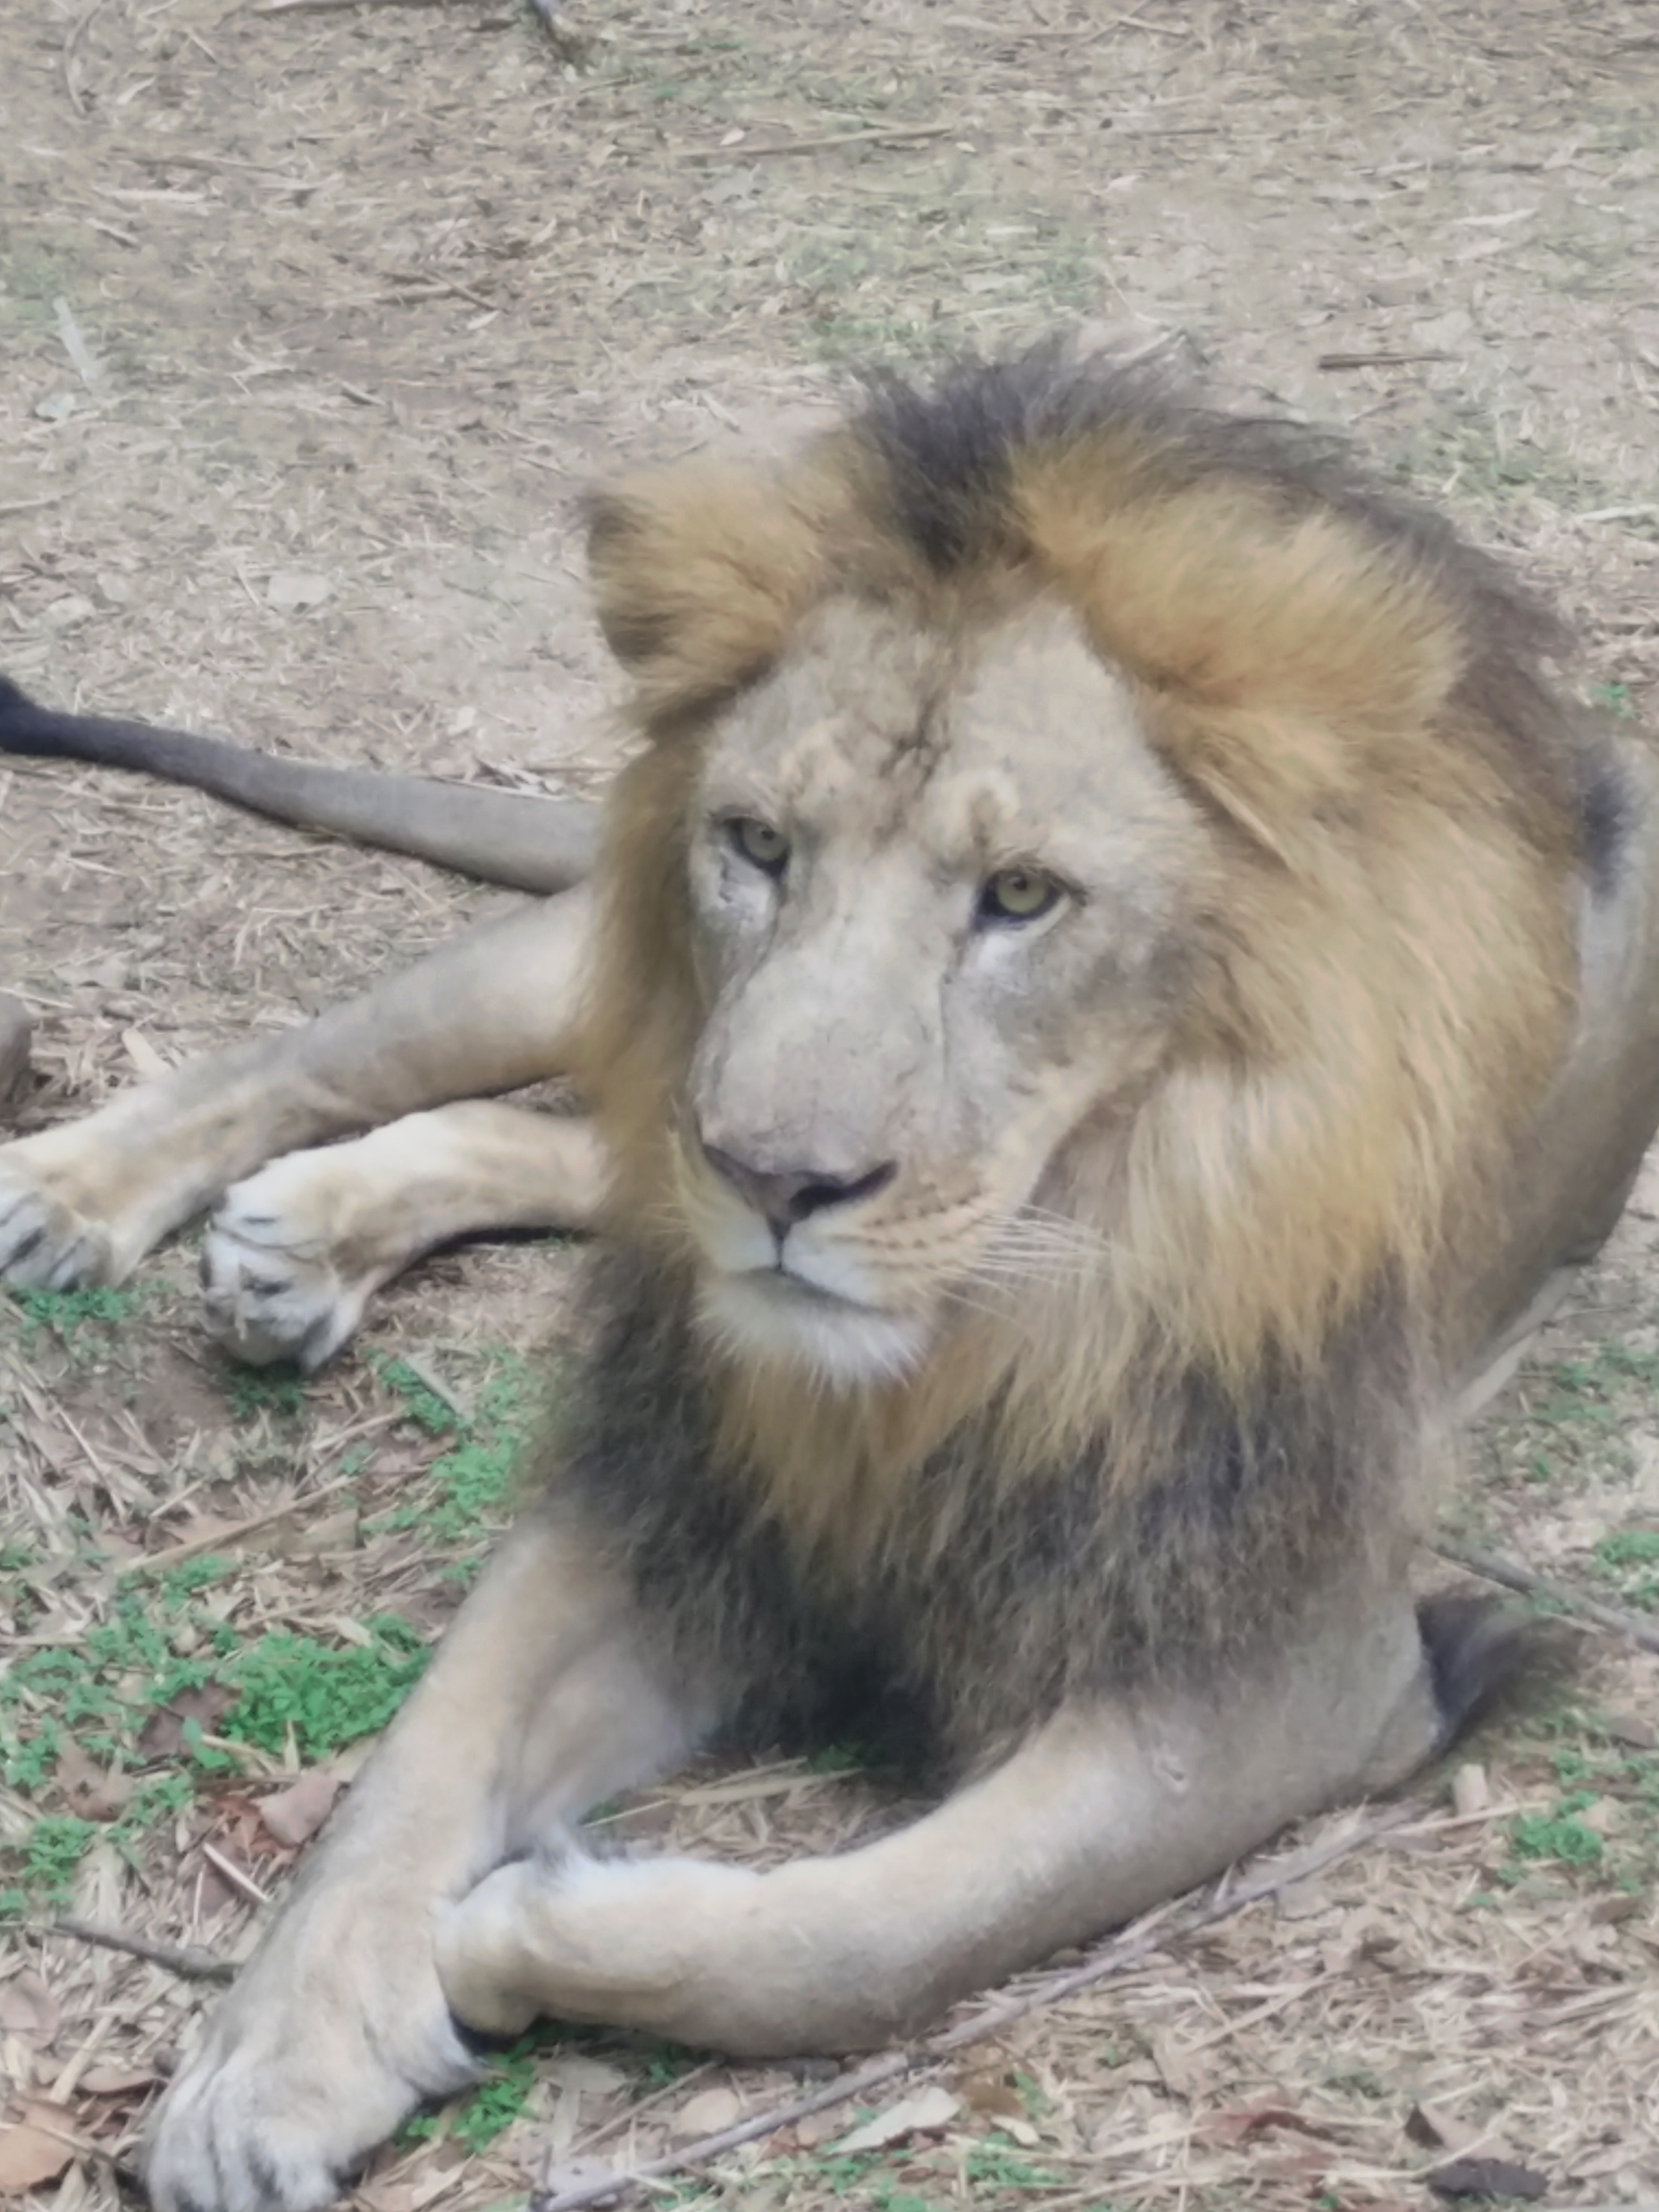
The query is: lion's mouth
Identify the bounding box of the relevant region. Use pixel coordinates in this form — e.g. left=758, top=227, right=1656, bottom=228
left=697, top=1260, right=932, bottom=1386
left=741, top=1262, right=891, bottom=1317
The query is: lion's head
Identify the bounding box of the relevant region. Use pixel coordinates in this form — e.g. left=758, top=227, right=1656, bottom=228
left=577, top=348, right=1586, bottom=1514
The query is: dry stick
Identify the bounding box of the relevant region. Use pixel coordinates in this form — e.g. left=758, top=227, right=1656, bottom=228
left=252, top=0, right=460, bottom=12
left=135, top=1469, right=359, bottom=1571
left=1317, top=349, right=1455, bottom=371
left=530, top=1807, right=1417, bottom=2212
left=677, top=124, right=952, bottom=162
left=44, top=1918, right=235, bottom=1983
left=200, top=1839, right=272, bottom=1907
left=62, top=0, right=108, bottom=115
left=1433, top=1538, right=1659, bottom=1656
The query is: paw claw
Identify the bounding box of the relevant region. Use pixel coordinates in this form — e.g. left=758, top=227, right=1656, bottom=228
left=203, top=1162, right=374, bottom=1368
left=0, top=1148, right=115, bottom=1288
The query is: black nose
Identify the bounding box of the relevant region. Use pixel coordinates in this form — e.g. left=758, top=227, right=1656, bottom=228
left=702, top=1145, right=896, bottom=1239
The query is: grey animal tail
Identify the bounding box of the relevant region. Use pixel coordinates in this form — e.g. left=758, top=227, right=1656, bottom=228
left=0, top=675, right=599, bottom=895
left=1418, top=1590, right=1545, bottom=1753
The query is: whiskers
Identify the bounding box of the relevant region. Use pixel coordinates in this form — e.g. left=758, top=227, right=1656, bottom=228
left=978, top=1205, right=1118, bottom=1280
left=939, top=1203, right=1119, bottom=1323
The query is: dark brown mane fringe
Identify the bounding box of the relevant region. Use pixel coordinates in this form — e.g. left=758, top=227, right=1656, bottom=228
left=540, top=1251, right=1426, bottom=1777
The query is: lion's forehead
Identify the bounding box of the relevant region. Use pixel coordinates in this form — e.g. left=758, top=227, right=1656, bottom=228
left=705, top=596, right=1196, bottom=878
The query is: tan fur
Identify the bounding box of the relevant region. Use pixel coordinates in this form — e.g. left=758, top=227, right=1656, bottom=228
left=579, top=406, right=1577, bottom=1568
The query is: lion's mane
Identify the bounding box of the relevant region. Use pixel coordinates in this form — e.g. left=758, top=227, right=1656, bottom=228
left=540, top=347, right=1603, bottom=1767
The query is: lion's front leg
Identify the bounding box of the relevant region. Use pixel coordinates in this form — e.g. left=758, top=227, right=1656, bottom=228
left=145, top=1511, right=705, bottom=2212
left=439, top=1590, right=1449, bottom=2058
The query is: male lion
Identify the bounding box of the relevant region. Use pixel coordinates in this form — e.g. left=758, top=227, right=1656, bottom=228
left=6, top=348, right=1659, bottom=2212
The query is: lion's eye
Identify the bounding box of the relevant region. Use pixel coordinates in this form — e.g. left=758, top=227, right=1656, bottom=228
left=978, top=866, right=1062, bottom=926
left=728, top=817, right=789, bottom=876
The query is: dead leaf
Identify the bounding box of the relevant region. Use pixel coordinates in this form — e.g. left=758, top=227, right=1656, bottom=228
left=1274, top=1877, right=1333, bottom=1921
left=1266, top=2143, right=1335, bottom=2188
left=1589, top=1891, right=1645, bottom=1924
left=789, top=2110, right=843, bottom=2150
left=273, top=1507, right=359, bottom=1560
left=1450, top=1762, right=1490, bottom=1819
left=1151, top=2031, right=1202, bottom=2096
left=671, top=2085, right=742, bottom=2139
left=1576, top=1795, right=1626, bottom=1836
left=120, top=1025, right=170, bottom=1079
left=257, top=1768, right=344, bottom=1848
left=535, top=2158, right=622, bottom=2205
left=0, top=1971, right=60, bottom=2041
left=1406, top=2102, right=1517, bottom=2161
left=835, top=2086, right=961, bottom=2153
left=78, top=2062, right=162, bottom=2096
left=54, top=1740, right=134, bottom=1823
left=1599, top=1708, right=1656, bottom=1750
left=1428, top=2157, right=1548, bottom=2200
left=0, top=2101, right=78, bottom=2192
left=266, top=568, right=332, bottom=611
left=958, top=2068, right=1025, bottom=2121
left=0, top=993, right=32, bottom=1110
left=138, top=1683, right=236, bottom=1759
left=1205, top=2106, right=1337, bottom=2147
left=543, top=2055, right=630, bottom=2097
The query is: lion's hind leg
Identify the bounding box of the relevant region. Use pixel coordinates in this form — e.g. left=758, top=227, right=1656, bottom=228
left=202, top=1102, right=609, bottom=1367
left=0, top=889, right=594, bottom=1310
left=436, top=1586, right=1502, bottom=2060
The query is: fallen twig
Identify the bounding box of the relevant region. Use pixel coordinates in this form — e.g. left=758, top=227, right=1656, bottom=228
left=133, top=1470, right=358, bottom=1571
left=1317, top=349, right=1454, bottom=371
left=676, top=124, right=951, bottom=162
left=200, top=1840, right=272, bottom=1907
left=44, top=1918, right=236, bottom=1983
left=1434, top=1538, right=1659, bottom=1656
left=62, top=0, right=108, bottom=115
left=252, top=0, right=460, bottom=13
left=530, top=1806, right=1418, bottom=2212
left=53, top=298, right=100, bottom=386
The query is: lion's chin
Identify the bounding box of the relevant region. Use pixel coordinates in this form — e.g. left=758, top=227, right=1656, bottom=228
left=695, top=1269, right=933, bottom=1390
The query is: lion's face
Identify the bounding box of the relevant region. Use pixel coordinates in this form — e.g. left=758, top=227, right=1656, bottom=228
left=671, top=594, right=1213, bottom=1387
left=586, top=362, right=1580, bottom=1433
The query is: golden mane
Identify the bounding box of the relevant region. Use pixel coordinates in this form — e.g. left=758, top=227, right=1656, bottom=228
left=576, top=352, right=1582, bottom=1548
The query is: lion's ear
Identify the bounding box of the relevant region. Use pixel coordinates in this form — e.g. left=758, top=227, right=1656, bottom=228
left=585, top=458, right=843, bottom=722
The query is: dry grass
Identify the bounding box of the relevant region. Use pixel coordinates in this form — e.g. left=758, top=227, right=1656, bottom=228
left=3, top=0, right=1658, bottom=2208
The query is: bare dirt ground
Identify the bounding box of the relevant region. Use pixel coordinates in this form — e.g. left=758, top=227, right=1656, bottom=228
left=2, top=1, right=1658, bottom=2208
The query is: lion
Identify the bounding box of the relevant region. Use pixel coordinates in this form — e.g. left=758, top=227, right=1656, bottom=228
left=5, top=344, right=1659, bottom=2212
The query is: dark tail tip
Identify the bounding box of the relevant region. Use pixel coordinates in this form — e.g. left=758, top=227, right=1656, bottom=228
left=1418, top=1591, right=1569, bottom=1753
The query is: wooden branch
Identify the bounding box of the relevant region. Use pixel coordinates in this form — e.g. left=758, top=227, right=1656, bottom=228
left=134, top=1470, right=357, bottom=1571
left=43, top=1918, right=236, bottom=1983
left=675, top=124, right=951, bottom=162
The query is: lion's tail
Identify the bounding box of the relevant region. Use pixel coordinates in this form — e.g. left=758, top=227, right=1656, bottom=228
left=0, top=674, right=598, bottom=895
left=1418, top=1591, right=1552, bottom=1754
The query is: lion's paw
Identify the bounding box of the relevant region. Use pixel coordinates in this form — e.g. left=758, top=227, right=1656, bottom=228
left=146, top=1939, right=476, bottom=2212
left=202, top=1156, right=380, bottom=1369
left=0, top=1140, right=115, bottom=1288
left=437, top=1851, right=758, bottom=2040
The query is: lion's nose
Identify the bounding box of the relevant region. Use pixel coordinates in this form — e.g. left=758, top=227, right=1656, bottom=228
left=701, top=1145, right=896, bottom=1239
